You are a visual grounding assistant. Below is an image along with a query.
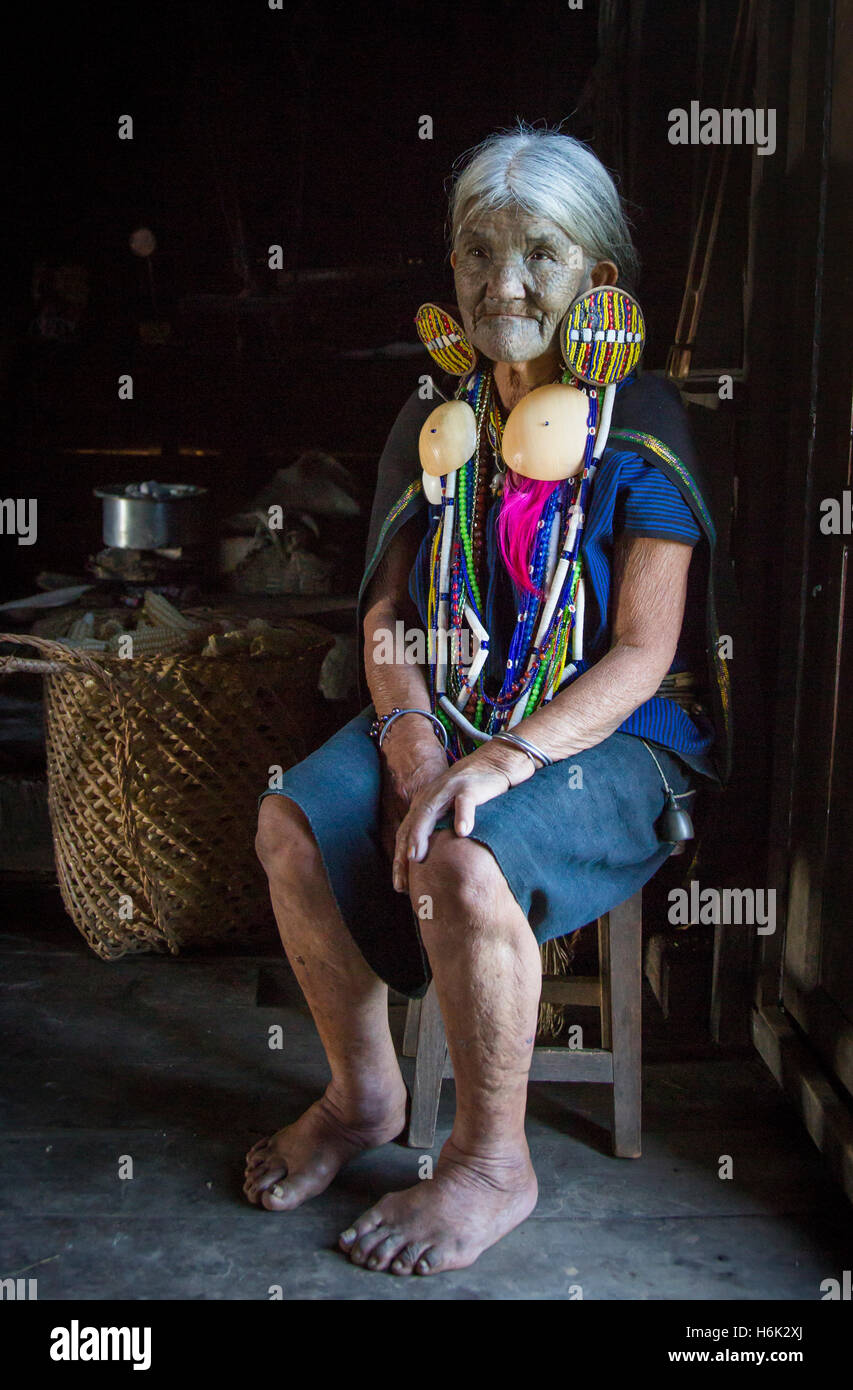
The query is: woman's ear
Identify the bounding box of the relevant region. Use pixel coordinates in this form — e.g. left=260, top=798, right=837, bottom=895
left=590, top=259, right=619, bottom=287
left=450, top=249, right=457, bottom=270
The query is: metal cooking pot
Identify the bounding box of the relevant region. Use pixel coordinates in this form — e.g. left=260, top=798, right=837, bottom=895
left=94, top=482, right=209, bottom=550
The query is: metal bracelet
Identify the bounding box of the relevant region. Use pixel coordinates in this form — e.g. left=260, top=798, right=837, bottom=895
left=376, top=706, right=449, bottom=752
left=490, top=730, right=553, bottom=769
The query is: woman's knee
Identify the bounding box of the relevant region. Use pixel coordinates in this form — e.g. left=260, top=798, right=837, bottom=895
left=255, top=794, right=322, bottom=886
left=409, top=829, right=508, bottom=935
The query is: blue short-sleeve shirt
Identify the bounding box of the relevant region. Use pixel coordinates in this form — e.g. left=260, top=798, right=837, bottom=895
left=409, top=441, right=717, bottom=779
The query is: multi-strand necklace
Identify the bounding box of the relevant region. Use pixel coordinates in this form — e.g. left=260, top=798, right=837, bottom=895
left=427, top=364, right=601, bottom=760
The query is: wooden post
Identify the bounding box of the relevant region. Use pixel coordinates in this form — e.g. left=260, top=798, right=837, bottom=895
left=401, top=997, right=422, bottom=1058
left=607, top=890, right=644, bottom=1157
left=405, top=982, right=447, bottom=1149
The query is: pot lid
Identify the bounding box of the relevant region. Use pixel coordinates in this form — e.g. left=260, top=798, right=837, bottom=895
left=94, top=482, right=208, bottom=501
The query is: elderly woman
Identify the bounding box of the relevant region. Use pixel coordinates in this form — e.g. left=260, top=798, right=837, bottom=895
left=246, top=126, right=730, bottom=1276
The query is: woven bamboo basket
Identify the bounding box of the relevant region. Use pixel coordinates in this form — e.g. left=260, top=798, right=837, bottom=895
left=0, top=622, right=335, bottom=959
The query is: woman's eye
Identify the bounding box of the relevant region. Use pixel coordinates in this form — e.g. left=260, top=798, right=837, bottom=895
left=529, top=249, right=551, bottom=261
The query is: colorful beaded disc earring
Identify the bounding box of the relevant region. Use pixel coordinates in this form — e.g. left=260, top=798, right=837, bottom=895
left=414, top=303, right=477, bottom=376
left=558, top=284, right=645, bottom=386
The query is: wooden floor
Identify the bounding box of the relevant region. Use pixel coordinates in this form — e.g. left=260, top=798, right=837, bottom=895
left=1, top=881, right=851, bottom=1302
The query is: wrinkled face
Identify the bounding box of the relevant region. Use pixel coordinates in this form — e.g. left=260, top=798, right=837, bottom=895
left=451, top=205, right=592, bottom=365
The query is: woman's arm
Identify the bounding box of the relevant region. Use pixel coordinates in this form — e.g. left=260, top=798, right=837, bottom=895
left=488, top=532, right=694, bottom=770
left=362, top=514, right=441, bottom=754
left=362, top=516, right=451, bottom=857
left=391, top=533, right=694, bottom=880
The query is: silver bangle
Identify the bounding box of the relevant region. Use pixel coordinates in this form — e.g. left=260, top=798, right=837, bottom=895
left=491, top=730, right=553, bottom=769
left=378, top=707, right=449, bottom=751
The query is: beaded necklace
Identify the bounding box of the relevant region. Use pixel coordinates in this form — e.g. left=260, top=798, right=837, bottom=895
left=429, top=365, right=601, bottom=760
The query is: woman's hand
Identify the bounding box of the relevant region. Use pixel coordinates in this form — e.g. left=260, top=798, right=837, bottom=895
left=391, top=742, right=533, bottom=893
left=378, top=724, right=451, bottom=865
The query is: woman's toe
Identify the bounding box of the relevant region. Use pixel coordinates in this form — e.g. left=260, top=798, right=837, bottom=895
left=391, top=1242, right=428, bottom=1276
left=244, top=1159, right=285, bottom=1203
left=364, top=1231, right=407, bottom=1271
left=261, top=1180, right=296, bottom=1211
left=348, top=1223, right=391, bottom=1266
left=253, top=1165, right=285, bottom=1195
left=338, top=1205, right=383, bottom=1254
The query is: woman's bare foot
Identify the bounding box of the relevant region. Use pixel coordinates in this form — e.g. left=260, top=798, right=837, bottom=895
left=337, top=1137, right=538, bottom=1275
left=243, top=1081, right=408, bottom=1212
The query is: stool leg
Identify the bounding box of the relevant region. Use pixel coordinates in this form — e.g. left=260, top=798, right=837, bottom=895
left=401, top=997, right=422, bottom=1058
left=597, top=915, right=613, bottom=1050
left=405, top=981, right=447, bottom=1149
left=605, top=888, right=643, bottom=1158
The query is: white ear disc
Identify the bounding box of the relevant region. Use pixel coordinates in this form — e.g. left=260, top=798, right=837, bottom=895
left=421, top=471, right=443, bottom=505
left=419, top=400, right=478, bottom=477
left=500, top=383, right=589, bottom=481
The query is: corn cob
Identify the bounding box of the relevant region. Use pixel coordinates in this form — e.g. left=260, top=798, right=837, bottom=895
left=55, top=636, right=108, bottom=651
left=66, top=612, right=96, bottom=641
left=106, top=624, right=201, bottom=657
left=142, top=590, right=201, bottom=632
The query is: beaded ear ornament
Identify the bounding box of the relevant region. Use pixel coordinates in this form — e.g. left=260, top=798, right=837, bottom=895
left=414, top=304, right=482, bottom=697
left=558, top=284, right=645, bottom=386
left=414, top=303, right=477, bottom=376
left=414, top=300, right=480, bottom=511
left=492, top=286, right=645, bottom=483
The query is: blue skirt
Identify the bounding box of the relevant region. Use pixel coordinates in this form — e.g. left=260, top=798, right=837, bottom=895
left=258, top=706, right=695, bottom=998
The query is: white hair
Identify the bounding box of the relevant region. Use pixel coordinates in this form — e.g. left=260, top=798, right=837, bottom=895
left=447, top=122, right=640, bottom=289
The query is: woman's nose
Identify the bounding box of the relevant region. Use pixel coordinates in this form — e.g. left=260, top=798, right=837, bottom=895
left=486, top=258, right=527, bottom=300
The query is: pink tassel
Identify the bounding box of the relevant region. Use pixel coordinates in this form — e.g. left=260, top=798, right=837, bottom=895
left=496, top=473, right=558, bottom=597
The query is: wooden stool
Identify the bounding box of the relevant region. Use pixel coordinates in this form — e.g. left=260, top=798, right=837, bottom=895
left=400, top=887, right=643, bottom=1158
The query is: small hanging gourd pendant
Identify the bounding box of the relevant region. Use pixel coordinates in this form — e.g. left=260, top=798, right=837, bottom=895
left=499, top=382, right=589, bottom=481
left=657, top=794, right=695, bottom=855
left=419, top=400, right=477, bottom=503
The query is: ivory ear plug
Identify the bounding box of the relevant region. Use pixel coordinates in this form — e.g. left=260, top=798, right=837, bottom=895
left=422, top=471, right=443, bottom=504
left=418, top=401, right=478, bottom=477
left=500, top=383, right=589, bottom=481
